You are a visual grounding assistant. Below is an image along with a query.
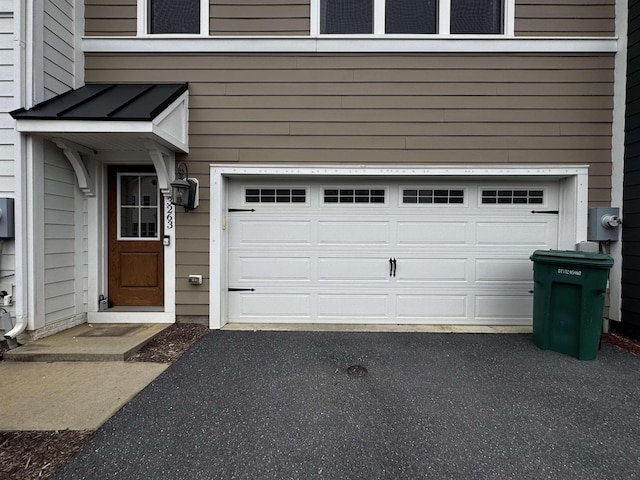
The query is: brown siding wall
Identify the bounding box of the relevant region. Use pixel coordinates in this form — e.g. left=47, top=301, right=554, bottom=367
left=84, top=0, right=311, bottom=37
left=84, top=1, right=616, bottom=38
left=84, top=53, right=614, bottom=316
left=210, top=0, right=310, bottom=36
left=85, top=0, right=138, bottom=36
left=515, top=0, right=615, bottom=37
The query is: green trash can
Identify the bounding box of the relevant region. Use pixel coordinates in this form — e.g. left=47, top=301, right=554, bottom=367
left=530, top=250, right=613, bottom=361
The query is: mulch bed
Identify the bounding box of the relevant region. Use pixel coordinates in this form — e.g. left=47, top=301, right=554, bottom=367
left=0, top=339, right=8, bottom=361
left=126, top=323, right=211, bottom=363
left=0, top=323, right=211, bottom=479
left=602, top=331, right=640, bottom=356
left=0, top=431, right=94, bottom=480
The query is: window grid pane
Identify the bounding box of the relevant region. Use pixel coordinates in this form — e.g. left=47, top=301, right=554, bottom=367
left=386, top=0, right=437, bottom=34
left=119, top=174, right=160, bottom=239
left=149, top=0, right=200, bottom=34
left=321, top=0, right=373, bottom=34
left=245, top=188, right=307, bottom=204
left=403, top=188, right=465, bottom=205
left=481, top=189, right=544, bottom=205
left=324, top=188, right=386, bottom=204
left=450, top=0, right=503, bottom=34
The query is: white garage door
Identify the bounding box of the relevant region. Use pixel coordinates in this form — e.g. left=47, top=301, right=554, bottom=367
left=227, top=178, right=559, bottom=325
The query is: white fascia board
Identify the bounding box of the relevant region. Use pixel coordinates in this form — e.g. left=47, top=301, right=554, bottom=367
left=209, top=164, right=589, bottom=178
left=15, top=119, right=155, bottom=134
left=16, top=119, right=189, bottom=152
left=83, top=36, right=618, bottom=54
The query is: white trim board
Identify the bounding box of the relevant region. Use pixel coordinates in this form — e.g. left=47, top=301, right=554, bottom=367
left=86, top=161, right=177, bottom=326
left=83, top=37, right=618, bottom=54
left=209, top=164, right=589, bottom=330
left=607, top=0, right=628, bottom=324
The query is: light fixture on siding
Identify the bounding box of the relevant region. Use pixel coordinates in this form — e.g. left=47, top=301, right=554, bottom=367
left=170, top=161, right=199, bottom=212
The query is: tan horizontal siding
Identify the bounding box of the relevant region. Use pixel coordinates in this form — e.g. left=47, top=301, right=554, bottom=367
left=85, top=0, right=137, bottom=36
left=515, top=0, right=615, bottom=37
left=85, top=53, right=613, bottom=315
left=210, top=0, right=310, bottom=35
left=83, top=0, right=616, bottom=38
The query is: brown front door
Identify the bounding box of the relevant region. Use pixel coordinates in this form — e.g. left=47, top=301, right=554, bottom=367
left=108, top=166, right=164, bottom=306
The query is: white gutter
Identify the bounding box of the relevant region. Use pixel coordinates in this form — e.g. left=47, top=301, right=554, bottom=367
left=5, top=0, right=29, bottom=340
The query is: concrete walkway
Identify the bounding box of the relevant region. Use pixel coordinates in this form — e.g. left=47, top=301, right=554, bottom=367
left=0, top=322, right=170, bottom=430
left=0, top=361, right=167, bottom=430
left=52, top=331, right=640, bottom=480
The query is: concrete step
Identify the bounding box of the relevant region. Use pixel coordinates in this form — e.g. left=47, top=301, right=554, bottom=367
left=3, top=323, right=171, bottom=362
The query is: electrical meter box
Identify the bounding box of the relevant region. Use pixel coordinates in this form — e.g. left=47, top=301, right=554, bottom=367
left=0, top=198, right=14, bottom=238
left=587, top=207, right=620, bottom=242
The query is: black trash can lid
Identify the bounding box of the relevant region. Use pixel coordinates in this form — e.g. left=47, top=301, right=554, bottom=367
left=530, top=249, right=614, bottom=268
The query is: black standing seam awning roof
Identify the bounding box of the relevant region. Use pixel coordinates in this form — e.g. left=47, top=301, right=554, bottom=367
left=10, top=83, right=189, bottom=121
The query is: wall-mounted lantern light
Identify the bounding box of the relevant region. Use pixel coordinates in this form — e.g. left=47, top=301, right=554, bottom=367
left=170, top=162, right=199, bottom=212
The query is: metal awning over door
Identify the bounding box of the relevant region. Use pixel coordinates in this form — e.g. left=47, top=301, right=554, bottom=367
left=10, top=83, right=189, bottom=196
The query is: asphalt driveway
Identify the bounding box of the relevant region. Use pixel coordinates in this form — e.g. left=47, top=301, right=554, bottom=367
left=53, top=331, right=640, bottom=479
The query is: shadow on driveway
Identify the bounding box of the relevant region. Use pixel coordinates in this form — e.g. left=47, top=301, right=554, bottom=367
left=53, top=331, right=640, bottom=479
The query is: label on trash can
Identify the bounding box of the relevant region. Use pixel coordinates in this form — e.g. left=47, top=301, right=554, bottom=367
left=557, top=268, right=582, bottom=276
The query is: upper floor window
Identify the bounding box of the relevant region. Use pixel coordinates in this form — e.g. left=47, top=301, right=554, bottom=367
left=319, top=0, right=510, bottom=35
left=139, top=0, right=208, bottom=35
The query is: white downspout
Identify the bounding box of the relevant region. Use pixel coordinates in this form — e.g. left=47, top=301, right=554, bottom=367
left=5, top=0, right=29, bottom=340
left=607, top=0, right=628, bottom=326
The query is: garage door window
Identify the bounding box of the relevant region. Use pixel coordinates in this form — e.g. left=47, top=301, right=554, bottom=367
left=245, top=188, right=307, bottom=204
left=402, top=188, right=465, bottom=205
left=481, top=189, right=544, bottom=205
left=324, top=188, right=386, bottom=204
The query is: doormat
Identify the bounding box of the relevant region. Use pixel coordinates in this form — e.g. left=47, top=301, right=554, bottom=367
left=76, top=326, right=144, bottom=337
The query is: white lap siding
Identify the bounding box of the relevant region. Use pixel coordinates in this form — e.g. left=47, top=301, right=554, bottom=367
left=43, top=142, right=87, bottom=328
left=0, top=2, right=14, bottom=295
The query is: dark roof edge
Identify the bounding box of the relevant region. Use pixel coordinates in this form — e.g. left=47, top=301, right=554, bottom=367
left=149, top=83, right=190, bottom=119
left=10, top=83, right=189, bottom=120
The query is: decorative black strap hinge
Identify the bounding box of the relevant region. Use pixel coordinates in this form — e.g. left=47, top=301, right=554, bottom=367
left=228, top=288, right=255, bottom=292
left=228, top=209, right=255, bottom=213
left=531, top=210, right=559, bottom=215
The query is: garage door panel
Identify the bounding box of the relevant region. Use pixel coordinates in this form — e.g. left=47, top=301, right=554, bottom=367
left=230, top=293, right=311, bottom=318
left=396, top=258, right=468, bottom=282
left=318, top=294, right=388, bottom=318
left=475, top=259, right=533, bottom=283
left=397, top=221, right=468, bottom=245
left=475, top=295, right=534, bottom=321
left=396, top=294, right=467, bottom=319
left=227, top=179, right=560, bottom=325
left=318, top=221, right=390, bottom=245
left=318, top=257, right=390, bottom=281
left=230, top=255, right=311, bottom=282
left=476, top=222, right=556, bottom=246
left=230, top=220, right=311, bottom=245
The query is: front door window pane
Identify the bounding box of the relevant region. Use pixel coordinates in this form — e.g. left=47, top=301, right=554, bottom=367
left=321, top=0, right=373, bottom=34
left=120, top=207, right=138, bottom=237
left=450, top=0, right=503, bottom=34
left=119, top=174, right=160, bottom=239
left=386, top=0, right=437, bottom=34
left=149, top=0, right=200, bottom=34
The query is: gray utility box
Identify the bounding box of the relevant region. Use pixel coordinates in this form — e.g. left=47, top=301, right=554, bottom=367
left=587, top=207, right=620, bottom=242
left=0, top=198, right=14, bottom=238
